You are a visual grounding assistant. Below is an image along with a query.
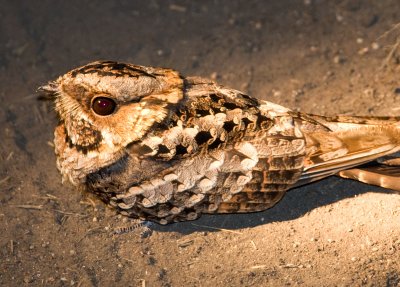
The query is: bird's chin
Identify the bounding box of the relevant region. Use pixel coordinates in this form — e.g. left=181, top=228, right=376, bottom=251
left=53, top=124, right=125, bottom=186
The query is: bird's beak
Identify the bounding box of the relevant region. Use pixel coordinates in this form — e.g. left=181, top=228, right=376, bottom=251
left=37, top=81, right=59, bottom=100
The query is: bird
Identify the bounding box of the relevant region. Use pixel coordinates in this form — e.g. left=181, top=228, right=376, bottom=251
left=39, top=60, right=400, bottom=225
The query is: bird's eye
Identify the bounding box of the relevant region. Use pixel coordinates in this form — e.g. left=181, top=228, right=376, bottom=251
left=91, top=97, right=116, bottom=116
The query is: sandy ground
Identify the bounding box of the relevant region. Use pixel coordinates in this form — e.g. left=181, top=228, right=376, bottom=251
left=1, top=1, right=400, bottom=286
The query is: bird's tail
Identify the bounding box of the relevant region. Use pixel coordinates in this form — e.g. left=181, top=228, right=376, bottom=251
left=296, top=114, right=400, bottom=191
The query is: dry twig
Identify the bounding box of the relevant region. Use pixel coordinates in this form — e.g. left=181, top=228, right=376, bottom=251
left=190, top=223, right=243, bottom=234
left=13, top=204, right=43, bottom=210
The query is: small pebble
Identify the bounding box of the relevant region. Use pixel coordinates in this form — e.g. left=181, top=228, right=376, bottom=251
left=333, top=55, right=345, bottom=64
left=358, top=47, right=369, bottom=55
left=254, top=21, right=262, bottom=30
left=371, top=42, right=380, bottom=50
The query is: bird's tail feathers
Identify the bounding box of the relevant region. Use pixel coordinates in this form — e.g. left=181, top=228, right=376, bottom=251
left=296, top=115, right=400, bottom=191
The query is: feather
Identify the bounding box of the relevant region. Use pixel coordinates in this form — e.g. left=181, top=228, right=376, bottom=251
left=339, top=165, right=400, bottom=191
left=296, top=118, right=400, bottom=187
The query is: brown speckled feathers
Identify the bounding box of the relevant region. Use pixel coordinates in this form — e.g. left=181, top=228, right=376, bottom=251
left=40, top=61, right=400, bottom=224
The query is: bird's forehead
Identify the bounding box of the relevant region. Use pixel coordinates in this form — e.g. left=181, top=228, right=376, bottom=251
left=69, top=61, right=156, bottom=78
left=63, top=71, right=160, bottom=101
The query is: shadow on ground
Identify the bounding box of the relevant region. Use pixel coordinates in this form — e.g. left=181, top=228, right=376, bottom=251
left=154, top=177, right=395, bottom=233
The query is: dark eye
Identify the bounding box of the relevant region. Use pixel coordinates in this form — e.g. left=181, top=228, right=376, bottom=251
left=91, top=97, right=116, bottom=116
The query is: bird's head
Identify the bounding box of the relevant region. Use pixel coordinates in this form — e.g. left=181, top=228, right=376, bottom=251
left=40, top=61, right=185, bottom=183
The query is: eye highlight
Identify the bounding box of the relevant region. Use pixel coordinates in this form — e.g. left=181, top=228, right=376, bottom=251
left=91, top=97, right=116, bottom=116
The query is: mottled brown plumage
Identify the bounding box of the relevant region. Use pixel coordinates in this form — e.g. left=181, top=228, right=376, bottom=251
left=40, top=61, right=400, bottom=224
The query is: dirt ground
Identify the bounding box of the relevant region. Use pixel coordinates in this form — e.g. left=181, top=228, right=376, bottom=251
left=1, top=1, right=400, bottom=286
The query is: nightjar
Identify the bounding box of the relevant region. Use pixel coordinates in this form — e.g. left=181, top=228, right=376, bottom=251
left=40, top=61, right=400, bottom=224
